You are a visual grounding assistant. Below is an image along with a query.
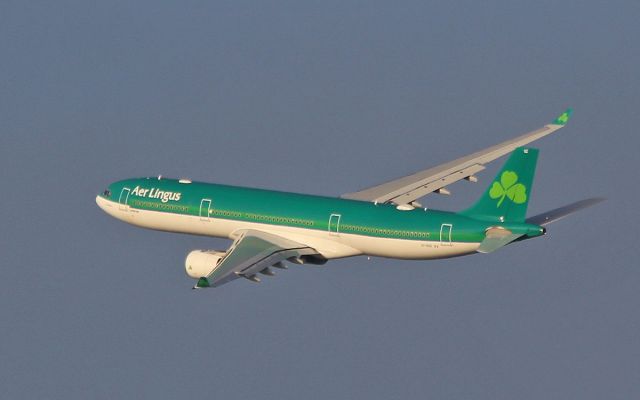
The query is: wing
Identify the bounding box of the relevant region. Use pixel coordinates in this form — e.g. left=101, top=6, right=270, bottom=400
left=194, top=230, right=323, bottom=288
left=341, top=109, right=573, bottom=205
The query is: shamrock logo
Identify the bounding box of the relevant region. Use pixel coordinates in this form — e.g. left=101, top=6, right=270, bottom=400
left=556, top=112, right=569, bottom=124
left=553, top=109, right=572, bottom=125
left=489, top=171, right=527, bottom=207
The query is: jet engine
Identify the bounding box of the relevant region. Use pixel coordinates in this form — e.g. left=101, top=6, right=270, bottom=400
left=185, top=250, right=226, bottom=279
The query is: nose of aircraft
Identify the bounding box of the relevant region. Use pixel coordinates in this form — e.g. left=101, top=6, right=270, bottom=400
left=96, top=186, right=116, bottom=215
left=95, top=194, right=108, bottom=212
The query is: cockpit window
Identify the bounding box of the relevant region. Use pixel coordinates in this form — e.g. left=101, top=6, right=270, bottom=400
left=103, top=189, right=111, bottom=197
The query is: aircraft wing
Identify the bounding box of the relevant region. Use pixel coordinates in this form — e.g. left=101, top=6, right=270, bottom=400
left=341, top=109, right=573, bottom=205
left=195, top=230, right=323, bottom=288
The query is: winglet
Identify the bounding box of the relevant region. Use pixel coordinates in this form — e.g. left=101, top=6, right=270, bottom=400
left=552, top=108, right=573, bottom=125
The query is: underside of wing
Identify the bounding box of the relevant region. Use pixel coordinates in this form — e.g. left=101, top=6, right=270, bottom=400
left=341, top=109, right=572, bottom=205
left=195, top=230, right=325, bottom=288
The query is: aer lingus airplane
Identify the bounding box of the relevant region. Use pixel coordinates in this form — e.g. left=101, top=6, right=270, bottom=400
left=97, top=109, right=602, bottom=289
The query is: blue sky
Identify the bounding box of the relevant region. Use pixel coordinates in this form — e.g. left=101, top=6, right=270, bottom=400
left=1, top=1, right=638, bottom=398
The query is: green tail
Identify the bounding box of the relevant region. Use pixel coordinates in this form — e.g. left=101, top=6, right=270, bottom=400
left=460, top=147, right=538, bottom=222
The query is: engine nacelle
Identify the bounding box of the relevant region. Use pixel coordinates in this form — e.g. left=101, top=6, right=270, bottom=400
left=185, top=250, right=226, bottom=279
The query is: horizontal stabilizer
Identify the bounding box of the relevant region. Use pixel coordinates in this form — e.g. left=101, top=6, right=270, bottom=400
left=477, top=228, right=524, bottom=253
left=526, top=198, right=605, bottom=226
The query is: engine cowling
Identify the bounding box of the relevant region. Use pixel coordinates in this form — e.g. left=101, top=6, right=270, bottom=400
left=185, top=250, right=226, bottom=279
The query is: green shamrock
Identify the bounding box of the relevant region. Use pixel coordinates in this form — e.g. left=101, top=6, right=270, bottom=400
left=488, top=171, right=527, bottom=207
left=556, top=112, right=569, bottom=124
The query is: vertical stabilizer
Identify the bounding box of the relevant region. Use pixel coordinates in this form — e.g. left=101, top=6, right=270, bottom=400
left=460, top=147, right=538, bottom=222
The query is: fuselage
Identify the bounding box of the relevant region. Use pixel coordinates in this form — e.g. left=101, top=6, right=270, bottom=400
left=96, top=177, right=543, bottom=260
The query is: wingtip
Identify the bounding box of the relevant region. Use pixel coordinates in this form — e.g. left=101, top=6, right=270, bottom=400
left=552, top=108, right=573, bottom=125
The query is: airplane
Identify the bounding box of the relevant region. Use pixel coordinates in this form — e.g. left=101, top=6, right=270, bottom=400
left=96, top=108, right=603, bottom=289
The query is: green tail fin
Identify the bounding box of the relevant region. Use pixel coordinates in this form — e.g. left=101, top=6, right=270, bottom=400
left=460, top=147, right=538, bottom=222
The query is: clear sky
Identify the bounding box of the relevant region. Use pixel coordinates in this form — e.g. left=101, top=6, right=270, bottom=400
left=1, top=1, right=638, bottom=398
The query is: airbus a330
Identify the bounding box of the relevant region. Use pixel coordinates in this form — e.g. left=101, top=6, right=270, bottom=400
left=97, top=109, right=602, bottom=288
